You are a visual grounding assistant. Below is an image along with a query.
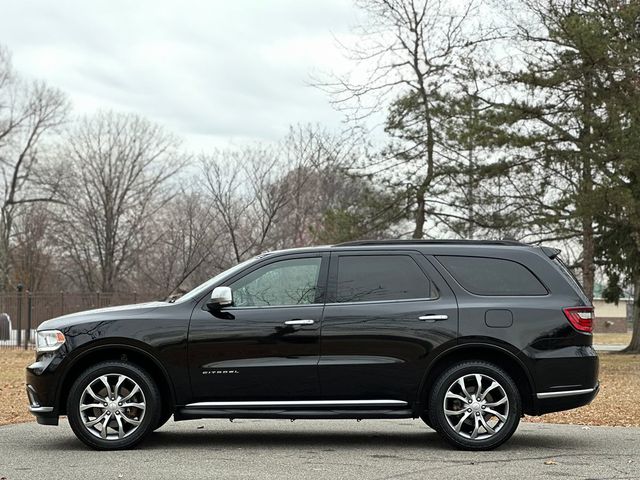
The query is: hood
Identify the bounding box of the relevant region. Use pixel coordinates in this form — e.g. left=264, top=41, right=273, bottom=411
left=37, top=301, right=169, bottom=331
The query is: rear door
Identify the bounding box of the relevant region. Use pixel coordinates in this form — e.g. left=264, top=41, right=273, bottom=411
left=319, top=250, right=458, bottom=403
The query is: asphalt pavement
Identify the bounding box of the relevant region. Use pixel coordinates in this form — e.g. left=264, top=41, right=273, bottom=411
left=1, top=419, right=638, bottom=480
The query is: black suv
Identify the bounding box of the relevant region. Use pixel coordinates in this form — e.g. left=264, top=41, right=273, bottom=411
left=26, top=240, right=599, bottom=450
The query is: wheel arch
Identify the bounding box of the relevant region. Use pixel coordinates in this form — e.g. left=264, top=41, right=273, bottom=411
left=417, top=343, right=535, bottom=415
left=57, top=341, right=176, bottom=417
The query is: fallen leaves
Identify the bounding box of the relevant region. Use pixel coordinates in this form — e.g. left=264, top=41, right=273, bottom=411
left=0, top=349, right=35, bottom=425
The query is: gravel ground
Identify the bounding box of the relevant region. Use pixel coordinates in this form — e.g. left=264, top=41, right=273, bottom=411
left=1, top=419, right=639, bottom=480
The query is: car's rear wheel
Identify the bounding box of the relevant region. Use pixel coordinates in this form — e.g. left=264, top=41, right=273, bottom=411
left=67, top=361, right=160, bottom=450
left=428, top=361, right=521, bottom=450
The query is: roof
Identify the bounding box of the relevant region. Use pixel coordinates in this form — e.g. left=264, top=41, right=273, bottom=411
left=334, top=239, right=527, bottom=247
left=258, top=239, right=534, bottom=258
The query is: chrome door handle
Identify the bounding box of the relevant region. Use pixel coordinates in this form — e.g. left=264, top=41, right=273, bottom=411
left=418, top=314, right=448, bottom=322
left=284, top=319, right=315, bottom=325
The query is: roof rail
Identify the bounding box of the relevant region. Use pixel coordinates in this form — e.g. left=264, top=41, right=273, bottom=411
left=334, top=239, right=527, bottom=247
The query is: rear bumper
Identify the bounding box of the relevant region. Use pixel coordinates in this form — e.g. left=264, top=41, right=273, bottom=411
left=523, top=345, right=599, bottom=415
left=531, top=382, right=599, bottom=415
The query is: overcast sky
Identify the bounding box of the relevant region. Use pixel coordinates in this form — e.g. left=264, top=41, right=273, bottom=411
left=0, top=0, right=360, bottom=151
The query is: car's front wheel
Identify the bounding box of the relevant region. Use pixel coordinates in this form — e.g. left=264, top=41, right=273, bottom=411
left=428, top=361, right=521, bottom=450
left=67, top=361, right=161, bottom=450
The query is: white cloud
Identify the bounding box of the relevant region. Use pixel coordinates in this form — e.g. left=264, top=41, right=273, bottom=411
left=0, top=0, right=360, bottom=150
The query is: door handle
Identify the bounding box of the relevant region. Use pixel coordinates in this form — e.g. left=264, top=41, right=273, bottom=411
left=284, top=319, right=315, bottom=326
left=418, top=314, right=448, bottom=322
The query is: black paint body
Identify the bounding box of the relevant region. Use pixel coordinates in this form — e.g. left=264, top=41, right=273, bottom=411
left=26, top=243, right=599, bottom=425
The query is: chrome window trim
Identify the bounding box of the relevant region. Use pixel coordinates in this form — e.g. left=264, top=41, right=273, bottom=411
left=324, top=297, right=439, bottom=307
left=223, top=303, right=324, bottom=311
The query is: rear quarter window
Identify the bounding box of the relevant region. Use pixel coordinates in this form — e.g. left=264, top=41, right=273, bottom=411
left=553, top=256, right=589, bottom=303
left=436, top=255, right=547, bottom=296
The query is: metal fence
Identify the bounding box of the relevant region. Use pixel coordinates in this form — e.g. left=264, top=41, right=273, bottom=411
left=0, top=291, right=160, bottom=349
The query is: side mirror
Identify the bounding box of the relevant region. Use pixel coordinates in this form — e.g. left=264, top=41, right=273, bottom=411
left=207, top=286, right=233, bottom=310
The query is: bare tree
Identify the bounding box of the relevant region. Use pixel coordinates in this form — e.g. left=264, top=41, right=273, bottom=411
left=274, top=125, right=366, bottom=245
left=11, top=203, right=59, bottom=291
left=54, top=111, right=185, bottom=292
left=199, top=124, right=380, bottom=265
left=274, top=125, right=405, bottom=244
left=136, top=189, right=220, bottom=297
left=201, top=148, right=285, bottom=264
left=0, top=45, right=69, bottom=290
left=199, top=138, right=315, bottom=264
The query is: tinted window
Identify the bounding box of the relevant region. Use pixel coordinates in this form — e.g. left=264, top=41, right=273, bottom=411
left=437, top=256, right=546, bottom=296
left=231, top=257, right=322, bottom=307
left=336, top=255, right=432, bottom=303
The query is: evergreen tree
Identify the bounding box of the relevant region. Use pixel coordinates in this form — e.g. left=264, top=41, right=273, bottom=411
left=467, top=0, right=624, bottom=299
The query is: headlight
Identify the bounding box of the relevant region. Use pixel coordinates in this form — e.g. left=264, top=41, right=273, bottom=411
left=36, top=330, right=66, bottom=353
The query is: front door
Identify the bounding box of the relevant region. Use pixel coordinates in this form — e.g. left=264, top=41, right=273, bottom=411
left=319, top=250, right=458, bottom=403
left=188, top=253, right=328, bottom=402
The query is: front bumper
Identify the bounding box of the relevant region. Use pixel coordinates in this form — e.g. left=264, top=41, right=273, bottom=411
left=26, top=355, right=62, bottom=426
left=26, top=384, right=59, bottom=425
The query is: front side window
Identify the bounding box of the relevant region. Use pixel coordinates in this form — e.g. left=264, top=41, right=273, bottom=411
left=437, top=255, right=547, bottom=296
left=336, top=255, right=433, bottom=303
left=230, top=257, right=322, bottom=307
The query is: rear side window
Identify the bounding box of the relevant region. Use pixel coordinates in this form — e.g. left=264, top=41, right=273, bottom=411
left=336, top=255, right=434, bottom=303
left=437, top=256, right=547, bottom=296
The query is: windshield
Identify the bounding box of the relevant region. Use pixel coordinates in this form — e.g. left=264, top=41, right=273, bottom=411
left=172, top=257, right=260, bottom=304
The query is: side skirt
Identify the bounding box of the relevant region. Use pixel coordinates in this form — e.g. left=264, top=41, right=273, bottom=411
left=174, top=400, right=414, bottom=421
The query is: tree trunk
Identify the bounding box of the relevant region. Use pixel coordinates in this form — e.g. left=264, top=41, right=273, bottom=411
left=623, top=274, right=640, bottom=354
left=581, top=218, right=595, bottom=302
left=412, top=187, right=426, bottom=239
left=0, top=208, right=13, bottom=291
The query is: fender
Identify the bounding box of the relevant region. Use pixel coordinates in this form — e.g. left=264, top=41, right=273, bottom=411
left=54, top=338, right=177, bottom=410
left=414, top=339, right=536, bottom=409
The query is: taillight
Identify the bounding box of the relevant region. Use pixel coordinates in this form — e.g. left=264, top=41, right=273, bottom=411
left=563, top=307, right=594, bottom=333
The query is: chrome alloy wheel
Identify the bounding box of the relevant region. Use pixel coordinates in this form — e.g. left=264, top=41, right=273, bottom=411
left=79, top=374, right=146, bottom=440
left=442, top=373, right=509, bottom=440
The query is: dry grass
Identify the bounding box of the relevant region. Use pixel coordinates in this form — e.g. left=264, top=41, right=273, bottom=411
left=525, top=353, right=640, bottom=427
left=0, top=349, right=34, bottom=425
left=593, top=332, right=632, bottom=346
left=1, top=350, right=639, bottom=428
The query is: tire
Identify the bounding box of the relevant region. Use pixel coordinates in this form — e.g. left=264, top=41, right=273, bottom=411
left=67, top=361, right=161, bottom=450
left=428, top=361, right=521, bottom=450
